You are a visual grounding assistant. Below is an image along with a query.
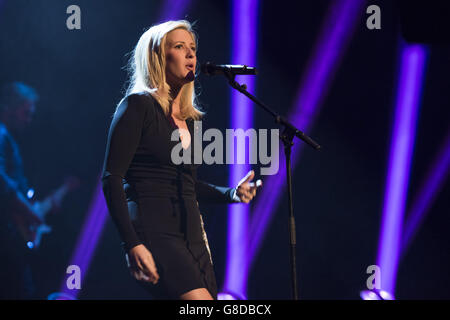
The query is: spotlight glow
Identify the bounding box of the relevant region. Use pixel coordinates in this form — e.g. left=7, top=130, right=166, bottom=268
left=376, top=43, right=428, bottom=296
left=248, top=0, right=368, bottom=274
left=224, top=0, right=259, bottom=299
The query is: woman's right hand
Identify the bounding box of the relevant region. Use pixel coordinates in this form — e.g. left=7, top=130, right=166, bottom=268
left=126, top=244, right=160, bottom=284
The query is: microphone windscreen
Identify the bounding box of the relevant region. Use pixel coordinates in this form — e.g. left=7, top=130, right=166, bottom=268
left=200, top=62, right=214, bottom=75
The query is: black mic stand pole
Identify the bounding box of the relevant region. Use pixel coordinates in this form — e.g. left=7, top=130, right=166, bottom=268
left=222, top=70, right=321, bottom=300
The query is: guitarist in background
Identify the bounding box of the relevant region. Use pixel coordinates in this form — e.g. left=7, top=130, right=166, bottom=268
left=0, top=82, right=78, bottom=299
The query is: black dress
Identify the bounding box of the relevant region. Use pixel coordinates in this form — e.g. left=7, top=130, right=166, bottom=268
left=101, top=92, right=237, bottom=299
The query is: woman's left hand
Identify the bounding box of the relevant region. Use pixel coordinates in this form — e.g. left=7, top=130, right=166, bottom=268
left=235, top=170, right=262, bottom=203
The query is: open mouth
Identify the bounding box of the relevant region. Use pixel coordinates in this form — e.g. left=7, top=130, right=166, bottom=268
left=186, top=64, right=194, bottom=71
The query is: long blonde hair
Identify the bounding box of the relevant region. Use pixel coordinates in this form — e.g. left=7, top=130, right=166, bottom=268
left=124, top=20, right=203, bottom=120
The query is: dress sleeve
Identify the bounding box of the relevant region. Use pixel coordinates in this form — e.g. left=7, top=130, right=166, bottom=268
left=195, top=179, right=239, bottom=204
left=101, top=93, right=152, bottom=252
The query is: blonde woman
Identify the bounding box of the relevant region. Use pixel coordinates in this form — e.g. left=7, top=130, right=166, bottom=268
left=101, top=20, right=262, bottom=300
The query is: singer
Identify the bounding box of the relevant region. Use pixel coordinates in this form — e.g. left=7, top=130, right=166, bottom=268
left=101, top=20, right=262, bottom=300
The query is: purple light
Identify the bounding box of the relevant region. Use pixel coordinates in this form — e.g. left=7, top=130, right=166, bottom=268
left=217, top=293, right=237, bottom=300
left=401, top=129, right=450, bottom=255
left=360, top=290, right=380, bottom=300
left=159, top=0, right=193, bottom=21
left=60, top=177, right=108, bottom=297
left=248, top=0, right=367, bottom=271
left=59, top=2, right=194, bottom=298
left=223, top=0, right=259, bottom=298
left=217, top=291, right=247, bottom=300
left=376, top=43, right=428, bottom=296
left=360, top=289, right=395, bottom=300
left=379, top=290, right=395, bottom=300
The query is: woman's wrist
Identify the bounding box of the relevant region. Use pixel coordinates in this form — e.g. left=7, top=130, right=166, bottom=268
left=122, top=241, right=143, bottom=254
left=231, top=188, right=242, bottom=203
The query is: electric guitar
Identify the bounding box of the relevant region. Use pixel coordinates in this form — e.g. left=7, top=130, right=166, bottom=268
left=12, top=176, right=80, bottom=250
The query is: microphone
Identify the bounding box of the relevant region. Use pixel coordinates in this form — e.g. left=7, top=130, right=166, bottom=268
left=201, top=62, right=258, bottom=76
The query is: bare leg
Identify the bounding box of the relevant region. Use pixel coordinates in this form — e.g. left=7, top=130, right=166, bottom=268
left=180, top=288, right=214, bottom=300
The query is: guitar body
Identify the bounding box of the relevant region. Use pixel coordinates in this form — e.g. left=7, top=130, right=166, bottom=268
left=11, top=176, right=80, bottom=250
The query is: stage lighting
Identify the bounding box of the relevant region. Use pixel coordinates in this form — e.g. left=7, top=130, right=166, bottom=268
left=218, top=291, right=247, bottom=300
left=360, top=289, right=395, bottom=300
left=47, top=292, right=77, bottom=300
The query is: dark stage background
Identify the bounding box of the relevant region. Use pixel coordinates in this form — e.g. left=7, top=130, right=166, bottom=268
left=0, top=0, right=449, bottom=299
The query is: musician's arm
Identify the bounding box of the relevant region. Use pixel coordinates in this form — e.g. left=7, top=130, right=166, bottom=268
left=0, top=135, right=17, bottom=212
left=0, top=134, right=41, bottom=224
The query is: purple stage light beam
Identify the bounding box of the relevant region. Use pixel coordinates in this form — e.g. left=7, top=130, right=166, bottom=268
left=401, top=129, right=450, bottom=256
left=60, top=176, right=108, bottom=297
left=223, top=0, right=259, bottom=299
left=160, top=0, right=194, bottom=21
left=376, top=43, right=428, bottom=297
left=248, top=0, right=367, bottom=272
left=58, top=0, right=194, bottom=299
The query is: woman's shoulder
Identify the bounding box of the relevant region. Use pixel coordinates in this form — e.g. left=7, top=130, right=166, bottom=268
left=117, top=91, right=159, bottom=116
left=121, top=90, right=155, bottom=106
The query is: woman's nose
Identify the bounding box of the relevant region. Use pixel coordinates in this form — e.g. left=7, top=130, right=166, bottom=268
left=186, top=48, right=194, bottom=58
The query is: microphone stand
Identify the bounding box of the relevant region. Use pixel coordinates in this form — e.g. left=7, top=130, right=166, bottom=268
left=222, top=69, right=321, bottom=300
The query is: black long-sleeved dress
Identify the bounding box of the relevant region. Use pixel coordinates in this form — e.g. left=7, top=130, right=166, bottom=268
left=101, top=92, right=237, bottom=299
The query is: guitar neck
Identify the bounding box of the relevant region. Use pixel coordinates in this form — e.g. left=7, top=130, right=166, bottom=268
left=35, top=184, right=70, bottom=220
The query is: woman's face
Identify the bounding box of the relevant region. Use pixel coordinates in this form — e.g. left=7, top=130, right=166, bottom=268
left=164, top=28, right=197, bottom=88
